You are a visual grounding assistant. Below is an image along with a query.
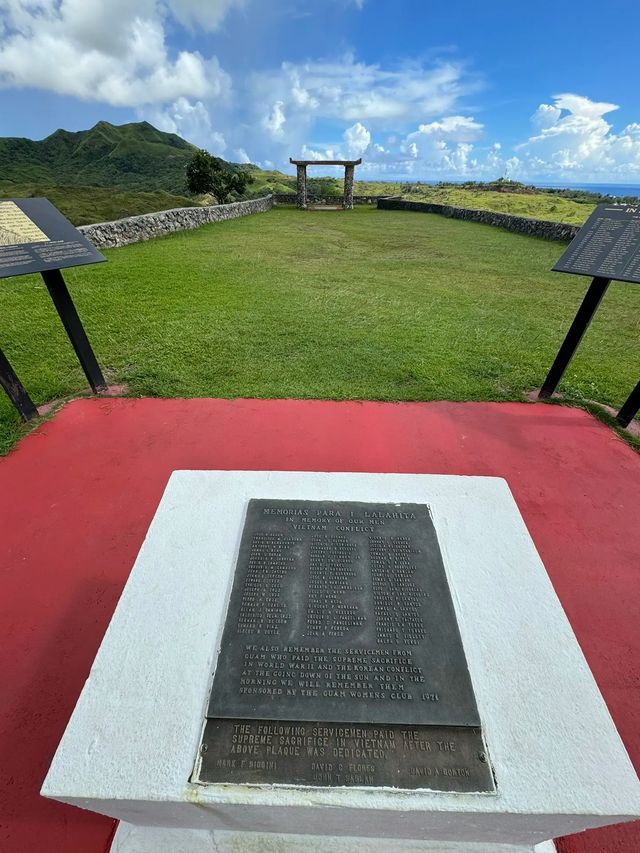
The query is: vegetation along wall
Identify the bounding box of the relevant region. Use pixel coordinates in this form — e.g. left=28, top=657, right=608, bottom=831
left=378, top=197, right=580, bottom=241
left=272, top=193, right=393, bottom=205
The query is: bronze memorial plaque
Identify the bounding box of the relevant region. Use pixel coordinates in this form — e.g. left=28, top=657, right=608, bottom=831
left=196, top=499, right=494, bottom=792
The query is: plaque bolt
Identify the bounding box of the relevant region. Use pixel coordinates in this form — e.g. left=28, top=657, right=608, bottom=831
left=201, top=744, right=208, bottom=753
left=478, top=752, right=486, bottom=763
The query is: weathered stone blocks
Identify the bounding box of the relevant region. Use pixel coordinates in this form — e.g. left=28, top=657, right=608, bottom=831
left=78, top=196, right=274, bottom=249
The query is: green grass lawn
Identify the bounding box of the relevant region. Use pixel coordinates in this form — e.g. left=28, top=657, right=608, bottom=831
left=1, top=206, right=638, bottom=454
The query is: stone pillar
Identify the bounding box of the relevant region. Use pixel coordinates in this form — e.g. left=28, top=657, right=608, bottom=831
left=296, top=165, right=307, bottom=209
left=343, top=164, right=355, bottom=209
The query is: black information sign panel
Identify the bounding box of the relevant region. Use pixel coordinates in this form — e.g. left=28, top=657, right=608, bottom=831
left=0, top=197, right=105, bottom=279
left=198, top=500, right=494, bottom=791
left=553, top=203, right=640, bottom=284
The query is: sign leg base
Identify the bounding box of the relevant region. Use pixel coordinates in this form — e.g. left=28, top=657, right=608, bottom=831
left=616, top=380, right=640, bottom=429
left=0, top=347, right=38, bottom=421
left=539, top=276, right=610, bottom=399
left=41, top=268, right=106, bottom=393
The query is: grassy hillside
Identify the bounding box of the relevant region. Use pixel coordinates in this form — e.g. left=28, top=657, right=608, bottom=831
left=0, top=120, right=247, bottom=195
left=351, top=180, right=596, bottom=225
left=0, top=181, right=197, bottom=226
left=0, top=121, right=194, bottom=193
left=399, top=184, right=595, bottom=225
left=243, top=168, right=295, bottom=196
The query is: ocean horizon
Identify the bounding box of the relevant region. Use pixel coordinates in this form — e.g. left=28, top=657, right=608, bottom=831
left=407, top=179, right=640, bottom=198
left=533, top=181, right=640, bottom=197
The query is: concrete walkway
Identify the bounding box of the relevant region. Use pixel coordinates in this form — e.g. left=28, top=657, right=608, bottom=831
left=1, top=398, right=638, bottom=853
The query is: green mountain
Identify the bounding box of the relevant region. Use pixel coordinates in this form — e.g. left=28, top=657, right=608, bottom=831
left=0, top=120, right=205, bottom=194
left=0, top=120, right=300, bottom=223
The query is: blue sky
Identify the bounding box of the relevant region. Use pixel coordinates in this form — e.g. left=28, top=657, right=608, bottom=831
left=1, top=0, right=640, bottom=183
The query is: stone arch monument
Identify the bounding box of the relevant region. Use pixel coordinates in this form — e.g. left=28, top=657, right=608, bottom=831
left=289, top=158, right=362, bottom=210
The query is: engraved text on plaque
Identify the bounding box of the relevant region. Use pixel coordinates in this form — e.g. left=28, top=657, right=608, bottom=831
left=197, top=500, right=494, bottom=792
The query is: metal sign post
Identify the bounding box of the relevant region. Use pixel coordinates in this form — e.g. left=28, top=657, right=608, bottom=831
left=540, top=204, right=640, bottom=427
left=539, top=276, right=610, bottom=399
left=0, top=197, right=107, bottom=420
left=41, top=269, right=106, bottom=394
left=0, top=347, right=39, bottom=422
left=616, top=380, right=640, bottom=428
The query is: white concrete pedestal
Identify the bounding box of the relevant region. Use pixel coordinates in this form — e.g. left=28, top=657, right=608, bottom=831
left=42, top=472, right=640, bottom=850
left=111, top=824, right=557, bottom=853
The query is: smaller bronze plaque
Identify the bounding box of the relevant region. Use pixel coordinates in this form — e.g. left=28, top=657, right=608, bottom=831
left=196, top=718, right=494, bottom=792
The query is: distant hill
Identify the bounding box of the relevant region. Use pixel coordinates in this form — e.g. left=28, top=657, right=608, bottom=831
left=0, top=120, right=299, bottom=223
left=0, top=181, right=199, bottom=226
left=0, top=120, right=239, bottom=195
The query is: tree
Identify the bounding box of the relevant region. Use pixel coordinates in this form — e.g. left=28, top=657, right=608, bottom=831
left=306, top=176, right=341, bottom=198
left=185, top=149, right=253, bottom=202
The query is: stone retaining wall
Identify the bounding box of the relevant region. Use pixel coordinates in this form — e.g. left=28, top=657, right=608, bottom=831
left=273, top=193, right=395, bottom=206
left=79, top=195, right=274, bottom=248
left=377, top=197, right=580, bottom=241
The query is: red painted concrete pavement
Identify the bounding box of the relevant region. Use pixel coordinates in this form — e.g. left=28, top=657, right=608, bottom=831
left=0, top=397, right=638, bottom=853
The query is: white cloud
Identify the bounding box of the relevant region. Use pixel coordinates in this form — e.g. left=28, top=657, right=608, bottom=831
left=301, top=144, right=341, bottom=161
left=0, top=0, right=233, bottom=106
left=411, top=115, right=484, bottom=142
left=289, top=124, right=374, bottom=165
left=241, top=80, right=640, bottom=182
left=289, top=70, right=319, bottom=110
left=552, top=93, right=618, bottom=120
left=344, top=122, right=370, bottom=157
left=511, top=93, right=640, bottom=180
left=531, top=103, right=561, bottom=130
left=274, top=112, right=487, bottom=179
left=323, top=94, right=640, bottom=183
left=237, top=54, right=483, bottom=174
left=144, top=96, right=227, bottom=152
left=208, top=131, right=227, bottom=155
left=388, top=114, right=485, bottom=176
left=262, top=100, right=286, bottom=139
left=165, top=0, right=246, bottom=32
left=250, top=56, right=481, bottom=131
